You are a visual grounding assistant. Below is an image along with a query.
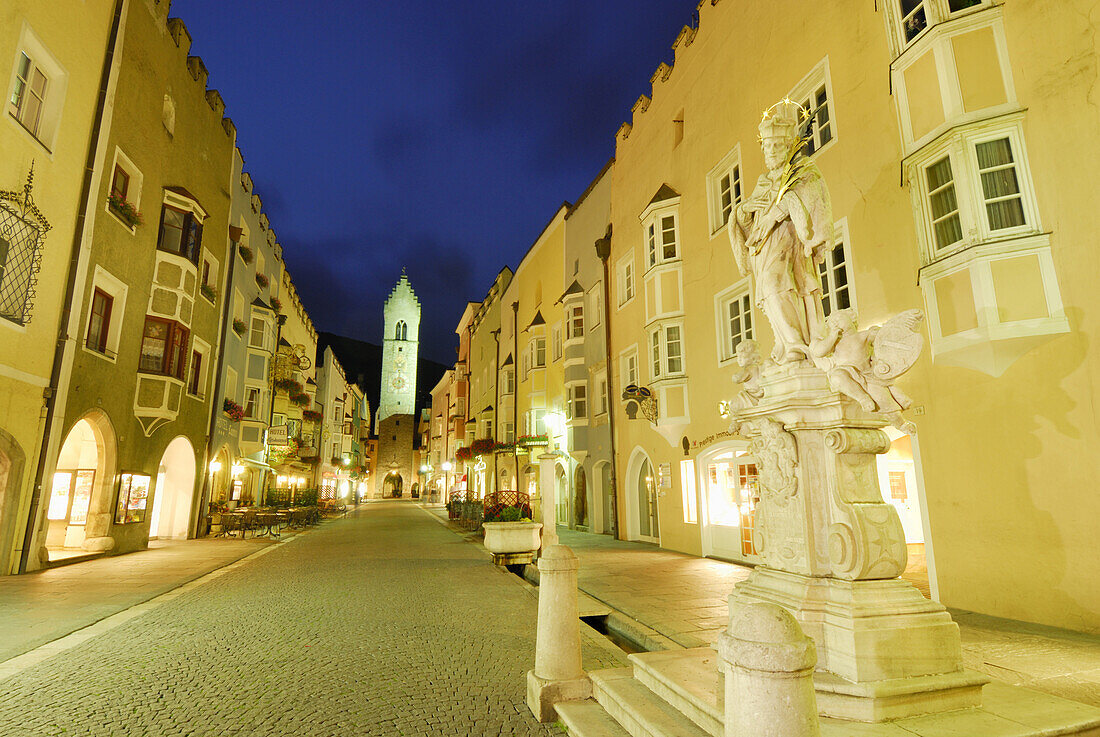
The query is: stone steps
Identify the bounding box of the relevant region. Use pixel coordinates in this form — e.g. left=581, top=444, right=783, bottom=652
left=629, top=648, right=722, bottom=737
left=556, top=699, right=632, bottom=737
left=589, top=668, right=712, bottom=737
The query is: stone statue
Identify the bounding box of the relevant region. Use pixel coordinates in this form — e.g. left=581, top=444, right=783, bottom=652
left=810, top=308, right=924, bottom=433
left=728, top=99, right=833, bottom=364
left=731, top=339, right=765, bottom=408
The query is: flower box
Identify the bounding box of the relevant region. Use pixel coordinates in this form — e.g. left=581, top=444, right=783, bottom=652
left=469, top=438, right=496, bottom=456
left=289, top=392, right=310, bottom=406
left=223, top=398, right=244, bottom=421
left=255, top=273, right=269, bottom=289
left=455, top=447, right=472, bottom=463
left=238, top=245, right=254, bottom=264
left=108, top=194, right=143, bottom=228
left=199, top=283, right=217, bottom=302
left=302, top=409, right=322, bottom=423
left=517, top=434, right=549, bottom=448
left=271, top=296, right=283, bottom=312
left=482, top=521, right=543, bottom=555
left=232, top=318, right=247, bottom=336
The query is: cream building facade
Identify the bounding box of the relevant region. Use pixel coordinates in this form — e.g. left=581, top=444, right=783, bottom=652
left=444, top=0, right=1100, bottom=633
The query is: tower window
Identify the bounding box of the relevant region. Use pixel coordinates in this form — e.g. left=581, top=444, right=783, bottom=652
left=395, top=320, right=407, bottom=340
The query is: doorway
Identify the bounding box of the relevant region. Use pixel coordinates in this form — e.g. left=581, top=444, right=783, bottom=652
left=627, top=450, right=659, bottom=543
left=149, top=436, right=196, bottom=540
left=555, top=464, right=568, bottom=526
left=46, top=419, right=103, bottom=555
left=384, top=473, right=404, bottom=497
left=696, top=442, right=760, bottom=563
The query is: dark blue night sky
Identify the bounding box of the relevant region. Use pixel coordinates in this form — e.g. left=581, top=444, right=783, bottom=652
left=181, top=1, right=698, bottom=363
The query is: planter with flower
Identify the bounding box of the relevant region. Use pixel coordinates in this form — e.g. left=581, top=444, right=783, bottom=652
left=108, top=193, right=144, bottom=229
left=482, top=503, right=542, bottom=563
left=302, top=409, right=323, bottom=423
left=455, top=446, right=473, bottom=463
left=271, top=296, right=283, bottom=312
left=223, top=398, right=245, bottom=422
left=255, top=273, right=269, bottom=289
left=469, top=438, right=496, bottom=457
left=238, top=245, right=254, bottom=264
left=232, top=318, right=247, bottom=336
left=289, top=392, right=311, bottom=407
left=199, top=283, right=217, bottom=303
left=517, top=434, right=549, bottom=451
left=275, top=378, right=303, bottom=395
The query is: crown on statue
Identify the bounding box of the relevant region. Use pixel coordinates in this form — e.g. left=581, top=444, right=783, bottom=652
left=758, top=98, right=807, bottom=140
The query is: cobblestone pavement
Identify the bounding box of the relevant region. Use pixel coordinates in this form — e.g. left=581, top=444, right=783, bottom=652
left=0, top=502, right=627, bottom=736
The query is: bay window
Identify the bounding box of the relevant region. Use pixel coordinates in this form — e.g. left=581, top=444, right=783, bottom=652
left=650, top=324, right=684, bottom=379
left=138, top=316, right=188, bottom=379
left=157, top=204, right=202, bottom=264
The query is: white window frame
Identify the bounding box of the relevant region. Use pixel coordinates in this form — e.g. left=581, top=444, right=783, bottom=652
left=649, top=323, right=685, bottom=381
left=787, top=58, right=837, bottom=159
left=502, top=367, right=515, bottom=396
left=200, top=250, right=220, bottom=303
left=714, top=280, right=754, bottom=365
left=243, top=384, right=264, bottom=420
left=616, top=250, right=636, bottom=308
left=587, top=282, right=602, bottom=330
left=249, top=314, right=269, bottom=350
left=819, top=218, right=857, bottom=318
left=6, top=24, right=69, bottom=152
left=908, top=116, right=1040, bottom=265
left=641, top=205, right=681, bottom=271
left=889, top=9, right=1016, bottom=154
left=567, top=382, right=588, bottom=421
left=187, top=337, right=211, bottom=399
left=884, top=0, right=994, bottom=55
left=551, top=323, right=563, bottom=361
left=81, top=265, right=128, bottom=363
left=225, top=366, right=239, bottom=403
left=567, top=303, right=584, bottom=341
left=706, top=144, right=744, bottom=237
left=596, top=372, right=609, bottom=416
left=620, top=346, right=639, bottom=388
left=104, top=147, right=143, bottom=234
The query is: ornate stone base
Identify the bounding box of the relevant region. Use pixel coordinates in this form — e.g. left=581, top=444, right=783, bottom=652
left=731, top=567, right=987, bottom=722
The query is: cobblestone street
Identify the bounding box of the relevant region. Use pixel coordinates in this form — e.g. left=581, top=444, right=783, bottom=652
left=0, top=502, right=627, bottom=736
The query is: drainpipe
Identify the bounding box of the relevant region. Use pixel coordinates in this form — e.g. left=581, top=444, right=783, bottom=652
left=19, top=0, right=127, bottom=573
left=595, top=226, right=620, bottom=539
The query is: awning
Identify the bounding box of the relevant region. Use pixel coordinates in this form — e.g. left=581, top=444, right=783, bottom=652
left=239, top=457, right=276, bottom=472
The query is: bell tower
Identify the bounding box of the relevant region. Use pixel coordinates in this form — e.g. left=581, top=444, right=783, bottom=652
left=374, top=270, right=420, bottom=498
left=378, top=270, right=420, bottom=423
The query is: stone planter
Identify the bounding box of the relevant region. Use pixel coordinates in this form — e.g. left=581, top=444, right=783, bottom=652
left=483, top=521, right=543, bottom=564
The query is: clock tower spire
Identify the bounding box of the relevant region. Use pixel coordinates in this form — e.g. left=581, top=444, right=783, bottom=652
left=378, top=269, right=420, bottom=423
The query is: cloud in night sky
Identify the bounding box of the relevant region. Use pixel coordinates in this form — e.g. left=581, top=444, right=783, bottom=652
left=178, top=0, right=698, bottom=363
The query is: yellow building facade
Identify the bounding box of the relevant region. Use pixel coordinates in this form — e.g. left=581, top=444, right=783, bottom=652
left=0, top=0, right=117, bottom=574
left=448, top=0, right=1100, bottom=632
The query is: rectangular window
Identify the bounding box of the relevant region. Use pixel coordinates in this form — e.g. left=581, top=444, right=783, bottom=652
left=651, top=329, right=662, bottom=378
left=85, top=288, right=113, bottom=354
left=138, top=317, right=188, bottom=379
left=503, top=421, right=515, bottom=444
left=665, top=325, right=683, bottom=374
left=187, top=349, right=203, bottom=396
left=900, top=0, right=928, bottom=42
left=800, top=85, right=834, bottom=156
left=622, top=350, right=638, bottom=387
left=570, top=384, right=587, bottom=419
left=647, top=213, right=679, bottom=267
left=925, top=156, right=963, bottom=251
left=889, top=470, right=908, bottom=500
left=249, top=316, right=266, bottom=349
left=503, top=368, right=515, bottom=395
left=114, top=472, right=150, bottom=524
left=719, top=167, right=741, bottom=228
left=975, top=137, right=1026, bottom=231
left=597, top=374, right=608, bottom=415
left=818, top=242, right=852, bottom=317
left=680, top=459, right=698, bottom=524
left=156, top=205, right=202, bottom=263
left=244, top=387, right=261, bottom=419
left=618, top=257, right=635, bottom=306
left=534, top=336, right=546, bottom=368
left=110, top=165, right=129, bottom=202
left=569, top=305, right=584, bottom=339
left=551, top=325, right=562, bottom=361
left=9, top=52, right=48, bottom=137
left=726, top=292, right=753, bottom=358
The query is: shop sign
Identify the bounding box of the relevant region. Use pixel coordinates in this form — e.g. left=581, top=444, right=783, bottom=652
left=267, top=425, right=288, bottom=446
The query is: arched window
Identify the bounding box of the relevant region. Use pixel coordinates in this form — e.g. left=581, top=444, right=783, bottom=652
left=394, top=320, right=407, bottom=341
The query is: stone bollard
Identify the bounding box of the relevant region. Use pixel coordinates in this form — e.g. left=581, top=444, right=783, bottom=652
left=717, top=602, right=820, bottom=737
left=526, top=544, right=591, bottom=722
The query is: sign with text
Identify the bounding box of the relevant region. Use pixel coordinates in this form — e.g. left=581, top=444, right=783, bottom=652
left=267, top=425, right=288, bottom=446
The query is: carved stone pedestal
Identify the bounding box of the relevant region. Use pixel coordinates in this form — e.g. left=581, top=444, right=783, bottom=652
left=729, top=365, right=987, bottom=723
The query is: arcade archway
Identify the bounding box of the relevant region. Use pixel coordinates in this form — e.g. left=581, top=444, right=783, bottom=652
left=149, top=436, right=196, bottom=540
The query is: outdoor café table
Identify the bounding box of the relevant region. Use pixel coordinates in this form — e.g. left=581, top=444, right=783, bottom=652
left=254, top=511, right=280, bottom=538
left=220, top=511, right=246, bottom=538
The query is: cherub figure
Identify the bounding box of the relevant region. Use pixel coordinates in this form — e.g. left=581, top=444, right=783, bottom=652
left=811, top=308, right=922, bottom=433
left=749, top=418, right=799, bottom=503
left=731, top=339, right=764, bottom=408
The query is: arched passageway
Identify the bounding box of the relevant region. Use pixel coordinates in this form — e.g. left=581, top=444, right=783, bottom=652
left=149, top=436, right=196, bottom=540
